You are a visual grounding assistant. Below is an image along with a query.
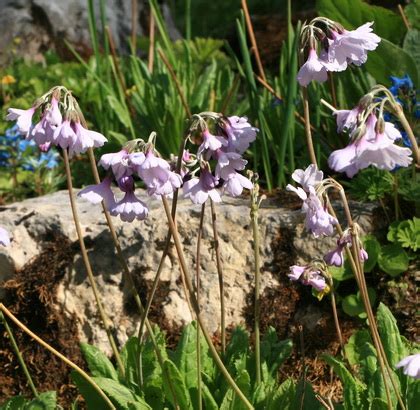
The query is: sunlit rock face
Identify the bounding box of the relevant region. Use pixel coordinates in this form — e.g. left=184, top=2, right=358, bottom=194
left=0, top=190, right=380, bottom=355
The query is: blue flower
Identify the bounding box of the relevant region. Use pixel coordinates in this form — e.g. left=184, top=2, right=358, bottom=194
left=389, top=74, right=414, bottom=96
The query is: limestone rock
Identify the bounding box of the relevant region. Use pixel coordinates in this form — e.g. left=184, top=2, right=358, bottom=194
left=0, top=190, right=380, bottom=355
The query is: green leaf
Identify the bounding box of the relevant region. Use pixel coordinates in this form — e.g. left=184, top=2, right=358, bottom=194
left=376, top=303, right=408, bottom=367
left=201, top=383, right=219, bottom=410
left=369, top=398, right=388, bottom=410
left=365, top=39, right=419, bottom=87
left=71, top=372, right=112, bottom=410
left=363, top=235, right=381, bottom=272
left=370, top=368, right=399, bottom=409
left=405, top=0, right=420, bottom=30
left=378, top=244, right=409, bottom=276
left=267, top=378, right=295, bottom=410
left=293, top=380, right=323, bottom=410
left=106, top=95, right=131, bottom=128
left=403, top=29, right=420, bottom=74
left=225, top=327, right=250, bottom=373
left=25, top=391, right=57, bottom=410
left=342, top=289, right=376, bottom=318
left=162, top=360, right=192, bottom=410
left=344, top=329, right=371, bottom=366
left=316, top=0, right=406, bottom=43
left=80, top=343, right=118, bottom=381
left=386, top=221, right=401, bottom=243
left=0, top=396, right=27, bottom=410
left=396, top=218, right=420, bottom=252
left=219, top=369, right=251, bottom=410
left=323, top=354, right=365, bottom=408
left=108, top=131, right=129, bottom=145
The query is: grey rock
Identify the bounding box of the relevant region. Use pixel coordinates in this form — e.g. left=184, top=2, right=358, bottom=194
left=0, top=190, right=380, bottom=355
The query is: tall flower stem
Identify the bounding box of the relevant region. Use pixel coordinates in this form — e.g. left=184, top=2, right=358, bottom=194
left=328, top=191, right=405, bottom=410
left=161, top=196, right=253, bottom=410
left=0, top=312, right=38, bottom=398
left=0, top=303, right=115, bottom=410
left=329, top=290, right=344, bottom=354
left=301, top=87, right=317, bottom=165
left=250, top=182, right=261, bottom=384
left=210, top=199, right=226, bottom=354
left=196, top=203, right=206, bottom=410
left=62, top=148, right=124, bottom=377
left=86, top=149, right=179, bottom=407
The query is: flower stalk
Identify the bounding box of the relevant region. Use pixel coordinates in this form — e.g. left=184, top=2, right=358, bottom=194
left=161, top=196, right=253, bottom=410
left=210, top=199, right=226, bottom=354
left=0, top=303, right=115, bottom=410
left=0, top=311, right=38, bottom=398
left=62, top=148, right=125, bottom=376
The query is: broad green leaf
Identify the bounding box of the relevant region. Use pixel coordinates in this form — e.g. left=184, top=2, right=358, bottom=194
left=25, top=391, right=57, bottom=410
left=162, top=360, right=192, bottom=410
left=293, top=380, right=323, bottom=410
left=80, top=343, right=118, bottom=381
left=405, top=0, right=420, bottom=30
left=323, top=354, right=365, bottom=408
left=378, top=244, right=409, bottom=276
left=369, top=398, right=388, bottom=410
left=407, top=378, right=420, bottom=410
left=202, top=383, right=219, bottom=410
left=71, top=371, right=112, bottom=410
left=363, top=235, right=381, bottom=272
left=370, top=368, right=399, bottom=409
left=342, top=289, right=376, bottom=318
left=329, top=264, right=353, bottom=281
left=316, top=0, right=406, bottom=43
left=344, top=329, right=371, bottom=366
left=219, top=369, right=251, bottom=410
left=403, top=30, right=420, bottom=76
left=0, top=396, right=27, bottom=410
left=364, top=39, right=419, bottom=87
left=376, top=303, right=408, bottom=367
left=93, top=377, right=151, bottom=409
left=225, top=327, right=250, bottom=373
left=267, top=378, right=295, bottom=410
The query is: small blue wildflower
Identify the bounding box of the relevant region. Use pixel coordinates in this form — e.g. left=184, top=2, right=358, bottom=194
left=389, top=74, right=414, bottom=96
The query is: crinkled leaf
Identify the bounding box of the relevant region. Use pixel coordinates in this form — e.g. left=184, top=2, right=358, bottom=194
left=267, top=378, right=295, bottom=410
left=162, top=359, right=192, bottom=410
left=0, top=396, right=27, bottom=410
left=25, top=391, right=57, bottom=410
left=376, top=303, right=408, bottom=367
left=80, top=343, right=118, bottom=381
left=323, top=354, right=365, bottom=408
left=405, top=0, right=420, bottom=30
left=370, top=368, right=399, bottom=409
left=378, top=244, right=409, bottom=276
left=403, top=29, right=420, bottom=74
left=368, top=398, right=388, bottom=410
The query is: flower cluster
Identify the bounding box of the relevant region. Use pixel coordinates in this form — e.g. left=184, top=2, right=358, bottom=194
left=0, top=226, right=10, bottom=246
left=396, top=353, right=420, bottom=379
left=6, top=86, right=107, bottom=157
left=79, top=135, right=182, bottom=222
left=327, top=88, right=413, bottom=177
left=297, top=19, right=380, bottom=86
left=182, top=113, right=258, bottom=204
left=288, top=264, right=328, bottom=293
left=286, top=164, right=338, bottom=237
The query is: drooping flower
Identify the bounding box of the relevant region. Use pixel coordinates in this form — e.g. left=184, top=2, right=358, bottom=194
left=222, top=172, right=253, bottom=197
left=78, top=176, right=116, bottom=209
left=324, top=244, right=344, bottom=267
left=99, top=150, right=144, bottom=180
left=0, top=226, right=10, bottom=246
left=136, top=150, right=182, bottom=197
left=215, top=151, right=247, bottom=180
left=327, top=23, right=380, bottom=67
left=223, top=116, right=258, bottom=154
left=69, top=122, right=107, bottom=157
left=334, top=106, right=362, bottom=133
left=110, top=191, right=149, bottom=222
left=53, top=120, right=77, bottom=149
left=197, top=129, right=227, bottom=158
left=396, top=353, right=420, bottom=379
left=288, top=264, right=327, bottom=292
left=290, top=164, right=324, bottom=191
left=6, top=107, right=35, bottom=135
left=297, top=49, right=328, bottom=86
left=183, top=166, right=221, bottom=204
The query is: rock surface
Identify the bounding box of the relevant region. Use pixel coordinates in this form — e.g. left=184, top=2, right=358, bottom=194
left=0, top=0, right=181, bottom=64
left=0, top=190, right=380, bottom=354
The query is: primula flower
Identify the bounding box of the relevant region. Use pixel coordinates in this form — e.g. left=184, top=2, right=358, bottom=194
left=327, top=23, right=380, bottom=67
left=183, top=167, right=221, bottom=204
left=136, top=150, right=182, bottom=197
left=288, top=265, right=327, bottom=292
left=334, top=107, right=362, bottom=133
left=99, top=150, right=145, bottom=180
left=396, top=353, right=420, bottom=379
left=53, top=120, right=77, bottom=149
left=324, top=244, right=344, bottom=267
left=69, top=122, right=107, bottom=157
left=6, top=107, right=35, bottom=134
left=328, top=114, right=413, bottom=177
left=297, top=48, right=328, bottom=86
left=110, top=191, right=149, bottom=222
left=0, top=226, right=10, bottom=246
left=197, top=129, right=227, bottom=158
left=78, top=176, right=116, bottom=209
left=29, top=115, right=55, bottom=146
left=223, top=116, right=258, bottom=154
left=290, top=164, right=323, bottom=191
left=215, top=151, right=247, bottom=180
left=222, top=172, right=253, bottom=197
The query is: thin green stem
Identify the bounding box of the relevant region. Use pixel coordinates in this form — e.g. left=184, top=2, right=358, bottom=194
left=0, top=312, right=38, bottom=398
left=62, top=149, right=125, bottom=377
left=210, top=199, right=226, bottom=355
left=86, top=149, right=179, bottom=407
left=250, top=187, right=261, bottom=384
left=301, top=87, right=317, bottom=166
left=329, top=290, right=344, bottom=354
left=0, top=304, right=115, bottom=410
left=161, top=196, right=253, bottom=410
left=196, top=203, right=206, bottom=410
